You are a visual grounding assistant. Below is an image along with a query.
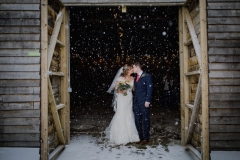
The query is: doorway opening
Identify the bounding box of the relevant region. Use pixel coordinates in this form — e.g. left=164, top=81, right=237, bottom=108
left=69, top=6, right=180, bottom=149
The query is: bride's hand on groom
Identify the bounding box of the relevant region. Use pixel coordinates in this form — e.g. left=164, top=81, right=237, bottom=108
left=145, top=102, right=150, bottom=108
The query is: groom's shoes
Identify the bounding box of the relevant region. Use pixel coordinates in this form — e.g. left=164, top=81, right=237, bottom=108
left=141, top=140, right=149, bottom=145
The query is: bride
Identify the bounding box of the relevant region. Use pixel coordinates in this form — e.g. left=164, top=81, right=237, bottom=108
left=106, top=64, right=140, bottom=145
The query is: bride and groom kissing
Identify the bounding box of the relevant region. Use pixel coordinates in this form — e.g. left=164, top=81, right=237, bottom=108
left=106, top=62, right=153, bottom=145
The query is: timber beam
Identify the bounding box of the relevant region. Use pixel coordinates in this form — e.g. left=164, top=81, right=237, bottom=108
left=48, top=78, right=65, bottom=144
left=40, top=0, right=49, bottom=159
left=183, top=7, right=201, bottom=65
left=186, top=76, right=202, bottom=143
left=61, top=0, right=187, bottom=6
left=48, top=9, right=64, bottom=70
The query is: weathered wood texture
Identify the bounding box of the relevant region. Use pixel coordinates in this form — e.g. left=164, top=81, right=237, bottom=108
left=182, top=5, right=190, bottom=144
left=185, top=0, right=203, bottom=151
left=179, top=7, right=186, bottom=146
left=47, top=1, right=69, bottom=159
left=41, top=0, right=49, bottom=159
left=187, top=1, right=200, bottom=103
left=0, top=0, right=41, bottom=147
left=207, top=0, right=240, bottom=150
left=60, top=7, right=70, bottom=144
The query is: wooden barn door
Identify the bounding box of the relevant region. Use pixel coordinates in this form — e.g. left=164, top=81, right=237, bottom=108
left=179, top=0, right=208, bottom=159
left=41, top=0, right=70, bottom=159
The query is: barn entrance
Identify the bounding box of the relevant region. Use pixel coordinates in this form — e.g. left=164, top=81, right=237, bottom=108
left=42, top=0, right=209, bottom=159
left=69, top=3, right=181, bottom=155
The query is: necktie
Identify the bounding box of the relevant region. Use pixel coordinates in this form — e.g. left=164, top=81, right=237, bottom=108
left=136, top=74, right=140, bottom=82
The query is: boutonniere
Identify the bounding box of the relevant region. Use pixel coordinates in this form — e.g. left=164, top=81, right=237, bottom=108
left=141, top=73, right=146, bottom=77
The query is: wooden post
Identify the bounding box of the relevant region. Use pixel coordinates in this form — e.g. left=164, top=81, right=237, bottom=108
left=47, top=9, right=64, bottom=70
left=60, top=7, right=70, bottom=144
left=66, top=7, right=71, bottom=144
left=40, top=0, right=48, bottom=159
left=60, top=7, right=66, bottom=145
left=200, top=0, right=209, bottom=159
left=182, top=7, right=190, bottom=144
left=178, top=7, right=185, bottom=145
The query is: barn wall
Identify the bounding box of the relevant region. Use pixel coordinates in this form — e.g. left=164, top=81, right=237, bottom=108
left=0, top=0, right=41, bottom=147
left=207, top=0, right=240, bottom=150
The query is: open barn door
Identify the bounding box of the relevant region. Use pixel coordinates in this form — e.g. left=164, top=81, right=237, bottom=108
left=179, top=0, right=208, bottom=160
left=41, top=0, right=209, bottom=160
left=41, top=0, right=70, bottom=159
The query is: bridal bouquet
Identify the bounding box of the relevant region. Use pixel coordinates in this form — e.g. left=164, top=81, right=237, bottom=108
left=117, top=81, right=131, bottom=96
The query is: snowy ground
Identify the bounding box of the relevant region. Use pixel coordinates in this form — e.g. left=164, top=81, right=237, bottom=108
left=211, top=151, right=240, bottom=160
left=1, top=138, right=240, bottom=160
left=0, top=147, right=39, bottom=160
left=56, top=134, right=198, bottom=160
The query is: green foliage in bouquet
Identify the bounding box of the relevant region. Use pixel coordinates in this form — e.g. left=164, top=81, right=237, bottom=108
left=117, top=81, right=131, bottom=96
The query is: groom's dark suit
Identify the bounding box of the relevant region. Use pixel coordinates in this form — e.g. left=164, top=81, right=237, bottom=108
left=133, top=72, right=153, bottom=141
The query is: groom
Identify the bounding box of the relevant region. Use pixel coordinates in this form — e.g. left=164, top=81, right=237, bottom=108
left=133, top=62, right=153, bottom=145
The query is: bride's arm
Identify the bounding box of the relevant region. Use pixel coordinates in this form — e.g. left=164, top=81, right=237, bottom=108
left=115, top=81, right=120, bottom=91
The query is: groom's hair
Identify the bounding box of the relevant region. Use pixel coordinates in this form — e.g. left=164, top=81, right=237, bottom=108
left=134, top=62, right=142, bottom=70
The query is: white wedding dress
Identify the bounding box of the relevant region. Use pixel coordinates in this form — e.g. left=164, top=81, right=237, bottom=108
left=105, top=77, right=140, bottom=145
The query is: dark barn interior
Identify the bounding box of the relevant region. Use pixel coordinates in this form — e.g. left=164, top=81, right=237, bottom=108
left=69, top=6, right=181, bottom=146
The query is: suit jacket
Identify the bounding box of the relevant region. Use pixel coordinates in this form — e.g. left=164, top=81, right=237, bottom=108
left=134, top=72, right=153, bottom=104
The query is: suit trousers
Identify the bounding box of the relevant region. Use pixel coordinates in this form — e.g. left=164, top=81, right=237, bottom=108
left=134, top=102, right=150, bottom=141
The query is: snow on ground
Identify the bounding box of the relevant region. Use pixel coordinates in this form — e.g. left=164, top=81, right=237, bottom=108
left=0, top=147, right=39, bottom=160
left=1, top=135, right=240, bottom=160
left=211, top=151, right=240, bottom=160
left=56, top=135, right=198, bottom=160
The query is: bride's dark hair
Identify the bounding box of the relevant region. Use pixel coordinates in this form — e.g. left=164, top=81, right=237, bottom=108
left=120, top=64, right=132, bottom=77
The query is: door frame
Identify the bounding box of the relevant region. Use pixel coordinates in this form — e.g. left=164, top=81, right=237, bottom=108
left=41, top=0, right=209, bottom=160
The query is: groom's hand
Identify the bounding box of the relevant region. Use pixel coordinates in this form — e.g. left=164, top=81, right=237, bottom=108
left=145, top=102, right=150, bottom=108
